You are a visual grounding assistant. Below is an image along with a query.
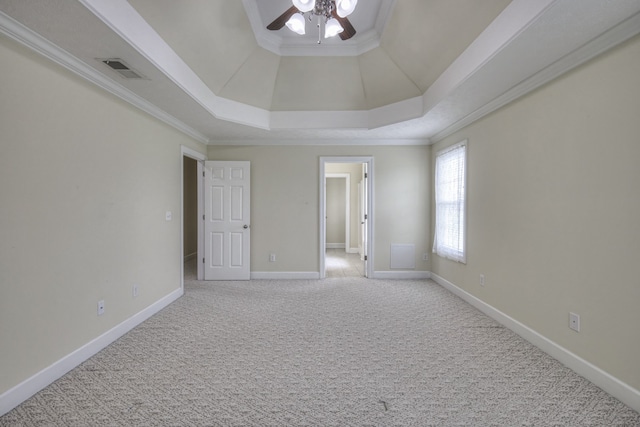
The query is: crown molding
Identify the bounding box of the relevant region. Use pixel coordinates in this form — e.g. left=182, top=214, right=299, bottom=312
left=0, top=4, right=426, bottom=140
left=207, top=138, right=429, bottom=146
left=0, top=11, right=209, bottom=144
left=5, top=0, right=639, bottom=145
left=80, top=0, right=271, bottom=131
left=430, top=7, right=640, bottom=143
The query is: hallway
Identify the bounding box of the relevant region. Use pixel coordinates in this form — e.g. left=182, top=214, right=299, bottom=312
left=325, top=248, right=364, bottom=278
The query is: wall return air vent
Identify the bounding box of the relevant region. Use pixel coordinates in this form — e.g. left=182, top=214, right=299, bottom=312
left=99, top=58, right=146, bottom=79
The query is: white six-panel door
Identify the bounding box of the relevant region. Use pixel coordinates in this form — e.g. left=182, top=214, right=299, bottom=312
left=204, top=161, right=250, bottom=280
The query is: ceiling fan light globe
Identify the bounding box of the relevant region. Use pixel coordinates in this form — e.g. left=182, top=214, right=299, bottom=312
left=292, top=0, right=315, bottom=13
left=335, top=0, right=357, bottom=18
left=285, top=13, right=306, bottom=35
left=324, top=17, right=344, bottom=38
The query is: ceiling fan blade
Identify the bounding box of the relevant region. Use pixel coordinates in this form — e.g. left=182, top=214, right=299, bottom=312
left=331, top=10, right=356, bottom=40
left=267, top=6, right=299, bottom=30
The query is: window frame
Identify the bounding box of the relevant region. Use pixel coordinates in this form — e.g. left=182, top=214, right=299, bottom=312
left=433, top=140, right=468, bottom=264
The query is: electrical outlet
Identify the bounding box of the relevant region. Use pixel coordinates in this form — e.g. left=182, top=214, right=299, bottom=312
left=569, top=312, right=580, bottom=332
left=269, top=253, right=276, bottom=262
left=97, top=300, right=105, bottom=316
left=422, top=253, right=429, bottom=261
left=479, top=274, right=485, bottom=287
left=133, top=284, right=139, bottom=298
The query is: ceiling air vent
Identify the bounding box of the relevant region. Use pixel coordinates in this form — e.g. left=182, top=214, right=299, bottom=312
left=99, top=58, right=146, bottom=79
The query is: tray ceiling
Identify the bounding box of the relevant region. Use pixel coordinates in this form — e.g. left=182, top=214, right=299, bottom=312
left=1, top=0, right=639, bottom=145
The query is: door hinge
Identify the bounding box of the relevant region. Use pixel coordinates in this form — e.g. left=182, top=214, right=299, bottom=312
left=203, top=258, right=205, bottom=263
left=364, top=173, right=368, bottom=178
left=364, top=255, right=368, bottom=261
left=202, top=214, right=205, bottom=220
left=364, top=214, right=368, bottom=220
left=202, top=171, right=205, bottom=177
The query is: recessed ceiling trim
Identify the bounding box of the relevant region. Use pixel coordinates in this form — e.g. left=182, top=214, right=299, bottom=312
left=80, top=0, right=271, bottom=130
left=22, top=0, right=640, bottom=143
left=421, top=0, right=557, bottom=115
left=431, top=8, right=640, bottom=143
left=77, top=0, right=429, bottom=132
left=268, top=96, right=425, bottom=131
left=413, top=0, right=640, bottom=145
left=79, top=0, right=545, bottom=134
left=207, top=138, right=429, bottom=146
left=270, top=110, right=369, bottom=130
left=367, top=96, right=425, bottom=130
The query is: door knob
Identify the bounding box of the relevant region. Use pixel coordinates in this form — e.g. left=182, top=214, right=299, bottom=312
left=243, top=224, right=249, bottom=229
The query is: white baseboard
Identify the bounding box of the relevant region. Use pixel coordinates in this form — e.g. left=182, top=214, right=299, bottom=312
left=372, top=271, right=431, bottom=280
left=183, top=252, right=197, bottom=261
left=326, top=243, right=345, bottom=249
left=252, top=271, right=431, bottom=280
left=251, top=271, right=321, bottom=280
left=0, top=287, right=184, bottom=417
left=325, top=245, right=359, bottom=254
left=430, top=273, right=640, bottom=413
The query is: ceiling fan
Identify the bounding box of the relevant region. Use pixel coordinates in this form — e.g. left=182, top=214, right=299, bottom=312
left=267, top=0, right=357, bottom=42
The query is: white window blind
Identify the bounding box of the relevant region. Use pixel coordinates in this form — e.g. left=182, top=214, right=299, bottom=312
left=433, top=141, right=467, bottom=263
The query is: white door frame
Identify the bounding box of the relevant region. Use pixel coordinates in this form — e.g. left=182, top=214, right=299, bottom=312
left=325, top=173, right=350, bottom=252
left=181, top=146, right=206, bottom=286
left=319, top=157, right=374, bottom=279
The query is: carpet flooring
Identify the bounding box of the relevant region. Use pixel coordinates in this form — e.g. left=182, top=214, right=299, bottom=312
left=2, top=265, right=639, bottom=426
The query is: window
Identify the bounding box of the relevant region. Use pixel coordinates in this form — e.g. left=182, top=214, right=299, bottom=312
left=433, top=140, right=467, bottom=263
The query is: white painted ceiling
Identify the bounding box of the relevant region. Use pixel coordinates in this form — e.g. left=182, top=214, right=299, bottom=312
left=1, top=0, right=640, bottom=145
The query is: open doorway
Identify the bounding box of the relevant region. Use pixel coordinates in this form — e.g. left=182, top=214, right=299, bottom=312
left=183, top=156, right=198, bottom=281
left=320, top=157, right=373, bottom=279
left=181, top=146, right=206, bottom=286
left=325, top=173, right=361, bottom=277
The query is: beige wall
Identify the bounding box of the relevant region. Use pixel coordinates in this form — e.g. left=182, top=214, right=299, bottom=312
left=4, top=6, right=637, bottom=410
left=431, top=34, right=640, bottom=391
left=0, top=35, right=206, bottom=394
left=208, top=145, right=431, bottom=273
left=326, top=177, right=346, bottom=245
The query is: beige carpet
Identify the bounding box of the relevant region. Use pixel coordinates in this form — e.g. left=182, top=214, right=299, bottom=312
left=2, top=271, right=639, bottom=426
